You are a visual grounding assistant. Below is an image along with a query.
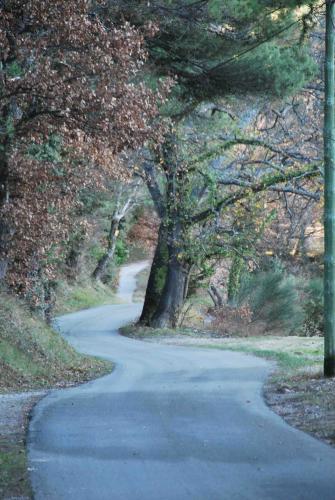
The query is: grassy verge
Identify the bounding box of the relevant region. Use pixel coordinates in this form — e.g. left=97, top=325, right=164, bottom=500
left=192, top=337, right=323, bottom=374
left=54, top=251, right=149, bottom=316
left=122, top=325, right=335, bottom=446
left=0, top=292, right=112, bottom=393
left=0, top=393, right=42, bottom=500
left=54, top=278, right=121, bottom=316
left=121, top=324, right=206, bottom=339
left=132, top=267, right=150, bottom=303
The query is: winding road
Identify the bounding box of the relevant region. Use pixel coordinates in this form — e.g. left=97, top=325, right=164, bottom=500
left=29, top=261, right=335, bottom=500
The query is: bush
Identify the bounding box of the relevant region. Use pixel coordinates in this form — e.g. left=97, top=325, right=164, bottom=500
left=210, top=258, right=324, bottom=337
left=236, top=262, right=304, bottom=334
left=210, top=304, right=253, bottom=336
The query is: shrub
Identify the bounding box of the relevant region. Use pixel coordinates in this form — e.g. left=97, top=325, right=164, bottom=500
left=236, top=263, right=304, bottom=334
left=210, top=304, right=253, bottom=336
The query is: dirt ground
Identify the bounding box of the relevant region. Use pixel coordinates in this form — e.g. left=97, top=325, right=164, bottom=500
left=265, top=376, right=335, bottom=447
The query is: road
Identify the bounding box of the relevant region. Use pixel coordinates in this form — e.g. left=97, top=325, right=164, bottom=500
left=29, top=261, right=335, bottom=500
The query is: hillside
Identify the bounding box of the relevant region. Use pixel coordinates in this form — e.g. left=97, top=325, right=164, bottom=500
left=0, top=291, right=112, bottom=393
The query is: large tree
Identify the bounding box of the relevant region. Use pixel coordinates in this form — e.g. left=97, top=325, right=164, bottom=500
left=105, top=0, right=321, bottom=326
left=0, top=0, right=166, bottom=299
left=139, top=96, right=322, bottom=327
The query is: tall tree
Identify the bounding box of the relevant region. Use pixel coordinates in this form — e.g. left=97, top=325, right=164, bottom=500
left=0, top=0, right=166, bottom=299
left=139, top=100, right=321, bottom=327
left=324, top=0, right=335, bottom=377
left=111, top=0, right=319, bottom=325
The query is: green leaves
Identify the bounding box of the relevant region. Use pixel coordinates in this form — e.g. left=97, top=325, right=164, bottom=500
left=27, top=135, right=63, bottom=164
left=5, top=61, right=23, bottom=79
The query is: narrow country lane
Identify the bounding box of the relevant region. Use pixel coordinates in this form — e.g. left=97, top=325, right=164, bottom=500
left=28, top=262, right=335, bottom=500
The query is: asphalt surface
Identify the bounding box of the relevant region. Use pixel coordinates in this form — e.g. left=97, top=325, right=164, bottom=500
left=29, top=261, right=335, bottom=500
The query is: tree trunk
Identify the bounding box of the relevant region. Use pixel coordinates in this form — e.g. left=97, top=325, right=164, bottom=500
left=139, top=222, right=168, bottom=324
left=208, top=284, right=223, bottom=308
left=227, top=255, right=244, bottom=305
left=142, top=135, right=189, bottom=328
left=324, top=0, right=335, bottom=377
left=183, top=264, right=193, bottom=300
left=150, top=251, right=188, bottom=328
left=92, top=217, right=120, bottom=281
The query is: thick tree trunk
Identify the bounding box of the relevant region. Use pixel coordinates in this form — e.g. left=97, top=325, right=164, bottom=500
left=142, top=136, right=190, bottom=328
left=139, top=222, right=168, bottom=324
left=92, top=217, right=120, bottom=281
left=150, top=245, right=188, bottom=328
left=324, top=0, right=335, bottom=377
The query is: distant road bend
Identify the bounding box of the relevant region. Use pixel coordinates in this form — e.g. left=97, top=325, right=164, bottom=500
left=29, top=261, right=335, bottom=500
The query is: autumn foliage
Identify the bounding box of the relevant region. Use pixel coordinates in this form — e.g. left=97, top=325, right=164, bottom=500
left=0, top=0, right=168, bottom=300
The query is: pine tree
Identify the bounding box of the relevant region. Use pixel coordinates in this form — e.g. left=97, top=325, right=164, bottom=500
left=106, top=0, right=318, bottom=101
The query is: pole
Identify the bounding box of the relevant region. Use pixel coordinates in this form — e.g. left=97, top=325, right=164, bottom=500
left=324, top=0, right=335, bottom=377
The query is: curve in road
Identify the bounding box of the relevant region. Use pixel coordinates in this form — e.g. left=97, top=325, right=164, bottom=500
left=29, top=261, right=335, bottom=500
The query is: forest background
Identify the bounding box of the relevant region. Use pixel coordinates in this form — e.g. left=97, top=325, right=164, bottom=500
left=3, top=2, right=335, bottom=496
left=0, top=0, right=330, bottom=385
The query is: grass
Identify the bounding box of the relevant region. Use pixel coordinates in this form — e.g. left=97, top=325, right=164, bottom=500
left=127, top=244, right=149, bottom=263
left=0, top=290, right=113, bottom=393
left=196, top=337, right=323, bottom=373
left=121, top=324, right=200, bottom=339
left=0, top=445, right=31, bottom=499
left=54, top=278, right=121, bottom=315
left=132, top=267, right=150, bottom=303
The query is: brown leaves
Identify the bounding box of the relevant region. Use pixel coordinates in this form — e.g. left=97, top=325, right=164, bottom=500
left=0, top=0, right=170, bottom=298
left=1, top=0, right=168, bottom=160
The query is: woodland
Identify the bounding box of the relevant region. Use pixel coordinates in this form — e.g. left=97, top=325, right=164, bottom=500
left=1, top=0, right=335, bottom=379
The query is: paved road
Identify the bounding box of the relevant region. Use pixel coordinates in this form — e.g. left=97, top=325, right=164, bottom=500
left=29, top=262, right=335, bottom=500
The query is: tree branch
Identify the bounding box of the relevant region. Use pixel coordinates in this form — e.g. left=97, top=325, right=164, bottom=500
left=191, top=164, right=321, bottom=224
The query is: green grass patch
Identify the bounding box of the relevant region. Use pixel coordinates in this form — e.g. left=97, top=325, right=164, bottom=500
left=200, top=344, right=319, bottom=371
left=0, top=444, right=32, bottom=499
left=0, top=291, right=113, bottom=393
left=54, top=279, right=121, bottom=315
left=120, top=324, right=199, bottom=339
